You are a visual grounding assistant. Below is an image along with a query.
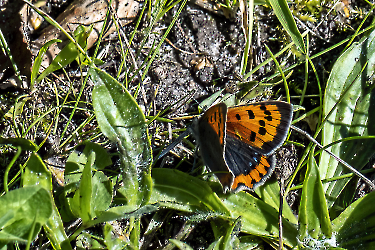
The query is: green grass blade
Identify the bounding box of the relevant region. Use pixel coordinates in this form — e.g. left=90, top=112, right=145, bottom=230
left=30, top=39, right=61, bottom=89
left=268, top=0, right=305, bottom=53
left=240, top=0, right=254, bottom=75
left=0, top=27, right=22, bottom=83
left=169, top=239, right=194, bottom=249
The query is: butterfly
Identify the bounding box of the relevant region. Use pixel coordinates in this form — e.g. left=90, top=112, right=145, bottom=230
left=191, top=101, right=293, bottom=192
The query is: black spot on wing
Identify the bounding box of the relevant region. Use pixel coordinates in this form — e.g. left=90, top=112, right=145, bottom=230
left=258, top=127, right=267, bottom=136
left=250, top=131, right=256, bottom=142
left=247, top=110, right=255, bottom=119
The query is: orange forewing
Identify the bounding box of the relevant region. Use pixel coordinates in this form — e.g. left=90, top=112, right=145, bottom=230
left=226, top=101, right=292, bottom=155
left=199, top=103, right=227, bottom=147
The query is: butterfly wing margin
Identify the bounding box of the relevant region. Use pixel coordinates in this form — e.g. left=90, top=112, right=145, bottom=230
left=225, top=135, right=276, bottom=191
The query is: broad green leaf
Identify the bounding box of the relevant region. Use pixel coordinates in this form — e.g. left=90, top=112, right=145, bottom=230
left=0, top=232, right=26, bottom=242
left=78, top=151, right=94, bottom=223
left=90, top=171, right=112, bottom=214
left=82, top=142, right=112, bottom=170
left=256, top=177, right=298, bottom=225
left=151, top=168, right=230, bottom=215
left=36, top=25, right=89, bottom=83
left=268, top=0, right=305, bottom=53
left=64, top=146, right=95, bottom=185
left=129, top=218, right=141, bottom=249
left=237, top=235, right=263, bottom=249
left=0, top=137, right=37, bottom=151
left=222, top=192, right=298, bottom=247
left=169, top=239, right=194, bottom=250
left=63, top=148, right=112, bottom=223
left=320, top=28, right=375, bottom=208
left=66, top=170, right=113, bottom=220
left=0, top=186, right=52, bottom=247
left=299, top=150, right=331, bottom=241
left=333, top=191, right=375, bottom=249
left=207, top=237, right=223, bottom=250
left=23, top=153, right=72, bottom=250
left=90, top=66, right=152, bottom=207
left=23, top=153, right=53, bottom=190
left=62, top=151, right=84, bottom=221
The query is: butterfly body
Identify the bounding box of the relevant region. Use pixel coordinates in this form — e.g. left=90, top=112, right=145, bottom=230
left=193, top=101, right=293, bottom=192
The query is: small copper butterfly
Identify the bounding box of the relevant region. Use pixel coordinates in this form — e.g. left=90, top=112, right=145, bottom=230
left=191, top=101, right=293, bottom=192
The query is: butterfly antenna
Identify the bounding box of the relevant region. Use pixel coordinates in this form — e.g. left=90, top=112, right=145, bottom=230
left=159, top=90, right=196, bottom=117
left=291, top=125, right=375, bottom=189
left=156, top=127, right=193, bottom=161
